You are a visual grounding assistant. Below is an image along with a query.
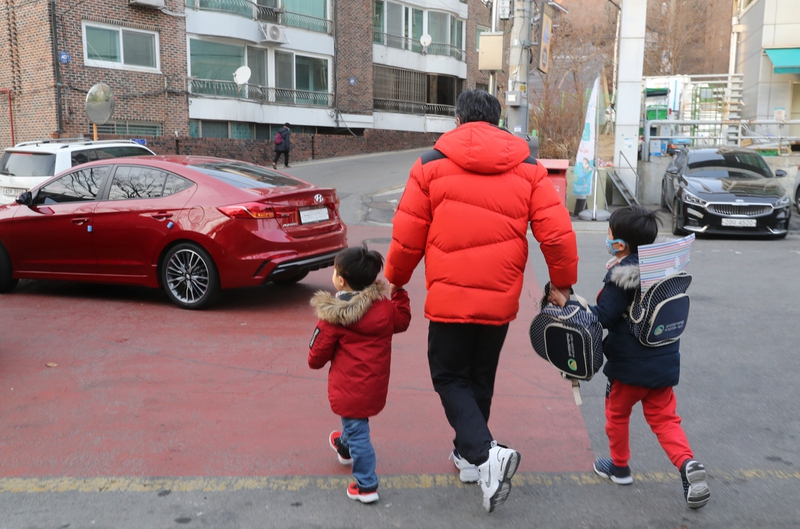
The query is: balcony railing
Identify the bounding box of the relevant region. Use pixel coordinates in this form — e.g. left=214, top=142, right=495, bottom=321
left=188, top=78, right=333, bottom=107
left=373, top=98, right=455, bottom=116
left=186, top=0, right=332, bottom=34
left=373, top=32, right=465, bottom=61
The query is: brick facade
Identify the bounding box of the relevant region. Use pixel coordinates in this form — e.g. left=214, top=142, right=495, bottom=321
left=100, top=128, right=441, bottom=165
left=333, top=0, right=373, bottom=115
left=56, top=0, right=189, bottom=140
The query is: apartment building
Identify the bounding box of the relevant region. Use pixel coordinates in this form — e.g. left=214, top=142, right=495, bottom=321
left=1, top=0, right=502, bottom=159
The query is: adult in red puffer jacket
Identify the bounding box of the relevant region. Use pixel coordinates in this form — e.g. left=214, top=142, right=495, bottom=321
left=384, top=89, right=578, bottom=513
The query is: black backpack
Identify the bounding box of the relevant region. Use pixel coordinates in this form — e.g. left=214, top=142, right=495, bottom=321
left=625, top=272, right=692, bottom=347
left=529, top=283, right=604, bottom=404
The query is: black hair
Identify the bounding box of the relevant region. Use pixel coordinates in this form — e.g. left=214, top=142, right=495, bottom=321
left=455, top=89, right=502, bottom=125
left=284, top=122, right=290, bottom=127
left=608, top=206, right=662, bottom=253
left=334, top=245, right=384, bottom=291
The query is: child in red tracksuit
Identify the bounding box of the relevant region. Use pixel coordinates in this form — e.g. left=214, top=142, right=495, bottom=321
left=308, top=246, right=411, bottom=504
left=549, top=206, right=710, bottom=509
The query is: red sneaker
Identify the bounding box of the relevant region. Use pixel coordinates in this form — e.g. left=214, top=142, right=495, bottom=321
left=328, top=431, right=352, bottom=465
left=346, top=482, right=379, bottom=503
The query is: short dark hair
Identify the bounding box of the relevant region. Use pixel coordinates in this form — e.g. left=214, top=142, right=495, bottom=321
left=284, top=122, right=290, bottom=127
left=608, top=206, right=662, bottom=253
left=455, top=89, right=502, bottom=125
left=334, top=245, right=384, bottom=291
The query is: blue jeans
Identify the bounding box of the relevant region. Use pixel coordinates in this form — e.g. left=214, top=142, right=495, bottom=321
left=340, top=417, right=378, bottom=490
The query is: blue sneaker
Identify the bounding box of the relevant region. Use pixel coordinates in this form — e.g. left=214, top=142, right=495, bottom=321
left=681, top=460, right=710, bottom=509
left=593, top=458, right=633, bottom=485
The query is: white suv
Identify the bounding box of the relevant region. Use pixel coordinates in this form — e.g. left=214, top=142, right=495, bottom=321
left=0, top=139, right=155, bottom=204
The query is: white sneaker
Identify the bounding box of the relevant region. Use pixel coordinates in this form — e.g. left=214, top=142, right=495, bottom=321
left=449, top=450, right=479, bottom=483
left=477, top=442, right=521, bottom=513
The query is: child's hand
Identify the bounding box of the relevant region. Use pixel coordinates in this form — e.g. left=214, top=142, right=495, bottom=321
left=548, top=287, right=568, bottom=307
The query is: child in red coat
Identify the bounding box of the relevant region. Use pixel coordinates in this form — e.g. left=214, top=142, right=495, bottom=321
left=308, top=246, right=411, bottom=503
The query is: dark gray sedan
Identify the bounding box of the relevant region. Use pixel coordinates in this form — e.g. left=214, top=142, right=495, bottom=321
left=661, top=147, right=792, bottom=238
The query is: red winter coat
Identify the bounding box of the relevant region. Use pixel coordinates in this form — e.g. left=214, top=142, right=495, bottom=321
left=308, top=282, right=411, bottom=418
left=385, top=121, right=578, bottom=325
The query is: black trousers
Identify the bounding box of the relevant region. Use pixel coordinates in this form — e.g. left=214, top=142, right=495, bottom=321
left=273, top=150, right=289, bottom=166
left=427, top=321, right=509, bottom=466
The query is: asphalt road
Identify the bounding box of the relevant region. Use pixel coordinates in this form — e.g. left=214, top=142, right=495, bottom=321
left=1, top=149, right=799, bottom=528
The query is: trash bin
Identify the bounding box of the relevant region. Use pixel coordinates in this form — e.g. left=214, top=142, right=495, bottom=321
left=537, top=158, right=569, bottom=207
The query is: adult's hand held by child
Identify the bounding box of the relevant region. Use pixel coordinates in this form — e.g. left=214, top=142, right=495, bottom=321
left=548, top=287, right=568, bottom=307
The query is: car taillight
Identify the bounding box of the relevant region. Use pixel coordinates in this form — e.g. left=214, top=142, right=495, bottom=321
left=217, top=202, right=297, bottom=222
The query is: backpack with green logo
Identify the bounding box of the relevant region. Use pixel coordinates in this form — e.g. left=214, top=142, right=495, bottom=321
left=625, top=272, right=692, bottom=347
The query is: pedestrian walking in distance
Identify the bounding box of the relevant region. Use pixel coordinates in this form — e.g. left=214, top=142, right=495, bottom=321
left=308, top=246, right=411, bottom=504
left=548, top=206, right=710, bottom=510
left=272, top=122, right=291, bottom=169
left=384, top=89, right=578, bottom=513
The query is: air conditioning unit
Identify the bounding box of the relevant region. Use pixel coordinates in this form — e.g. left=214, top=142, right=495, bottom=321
left=128, top=0, right=165, bottom=7
left=260, top=23, right=288, bottom=44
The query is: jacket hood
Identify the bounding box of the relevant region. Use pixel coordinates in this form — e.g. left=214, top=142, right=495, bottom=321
left=609, top=255, right=640, bottom=290
left=434, top=121, right=532, bottom=174
left=310, top=281, right=386, bottom=326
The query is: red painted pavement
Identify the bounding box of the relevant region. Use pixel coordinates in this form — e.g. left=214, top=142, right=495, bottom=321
left=0, top=225, right=593, bottom=478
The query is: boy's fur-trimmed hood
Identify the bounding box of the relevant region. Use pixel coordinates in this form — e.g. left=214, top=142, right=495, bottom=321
left=609, top=261, right=640, bottom=290
left=310, top=281, right=387, bottom=326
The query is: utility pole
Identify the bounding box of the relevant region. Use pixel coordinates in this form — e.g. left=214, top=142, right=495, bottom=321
left=505, top=0, right=533, bottom=134
left=488, top=0, right=498, bottom=97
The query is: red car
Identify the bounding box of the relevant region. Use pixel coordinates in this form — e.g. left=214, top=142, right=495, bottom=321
left=0, top=156, right=348, bottom=309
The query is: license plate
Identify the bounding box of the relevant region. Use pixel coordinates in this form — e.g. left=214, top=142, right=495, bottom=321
left=300, top=207, right=329, bottom=224
left=721, top=218, right=756, bottom=227
left=3, top=187, right=24, bottom=196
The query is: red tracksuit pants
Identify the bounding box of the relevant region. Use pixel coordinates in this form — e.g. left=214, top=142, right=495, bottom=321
left=606, top=380, right=694, bottom=469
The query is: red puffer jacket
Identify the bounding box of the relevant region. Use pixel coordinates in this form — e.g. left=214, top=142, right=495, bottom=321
left=385, top=121, right=578, bottom=325
left=308, top=282, right=411, bottom=418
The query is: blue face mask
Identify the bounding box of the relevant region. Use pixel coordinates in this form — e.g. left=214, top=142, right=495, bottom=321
left=606, top=237, right=626, bottom=255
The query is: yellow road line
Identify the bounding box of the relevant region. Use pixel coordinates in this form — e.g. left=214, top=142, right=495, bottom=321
left=1, top=469, right=799, bottom=494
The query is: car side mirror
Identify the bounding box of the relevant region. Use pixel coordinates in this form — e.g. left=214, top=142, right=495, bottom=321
left=15, top=191, right=33, bottom=206
left=775, top=169, right=787, bottom=177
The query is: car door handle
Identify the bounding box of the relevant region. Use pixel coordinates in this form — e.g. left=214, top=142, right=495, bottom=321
left=151, top=212, right=173, bottom=220
left=71, top=217, right=89, bottom=225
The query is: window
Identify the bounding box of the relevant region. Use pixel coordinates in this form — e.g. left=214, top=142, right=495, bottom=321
left=108, top=167, right=193, bottom=200
left=247, top=47, right=268, bottom=87
left=477, top=25, right=489, bottom=51
left=108, top=166, right=169, bottom=200
left=427, top=11, right=464, bottom=58
left=189, top=161, right=301, bottom=188
left=91, top=121, right=163, bottom=137
left=283, top=0, right=326, bottom=18
left=37, top=167, right=110, bottom=204
left=190, top=39, right=244, bottom=97
left=70, top=146, right=152, bottom=168
left=275, top=51, right=329, bottom=105
left=0, top=152, right=56, bottom=177
left=83, top=23, right=159, bottom=71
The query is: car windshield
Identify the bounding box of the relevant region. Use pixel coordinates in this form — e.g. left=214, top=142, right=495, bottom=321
left=686, top=151, right=774, bottom=179
left=0, top=152, right=57, bottom=177
left=189, top=162, right=304, bottom=189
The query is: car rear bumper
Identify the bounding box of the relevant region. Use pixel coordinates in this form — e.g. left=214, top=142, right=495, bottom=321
left=262, top=250, right=342, bottom=282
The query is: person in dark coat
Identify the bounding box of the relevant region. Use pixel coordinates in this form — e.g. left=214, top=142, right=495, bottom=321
left=549, top=206, right=710, bottom=510
left=308, top=246, right=411, bottom=504
left=272, top=122, right=291, bottom=169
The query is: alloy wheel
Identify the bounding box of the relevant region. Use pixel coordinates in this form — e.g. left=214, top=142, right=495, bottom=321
left=165, top=248, right=211, bottom=305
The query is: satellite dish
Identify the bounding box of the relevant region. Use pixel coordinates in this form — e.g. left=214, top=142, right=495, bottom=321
left=420, top=34, right=432, bottom=47
left=85, top=83, right=115, bottom=125
left=233, top=66, right=251, bottom=86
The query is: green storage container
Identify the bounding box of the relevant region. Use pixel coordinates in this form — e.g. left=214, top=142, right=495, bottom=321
left=646, top=105, right=668, bottom=120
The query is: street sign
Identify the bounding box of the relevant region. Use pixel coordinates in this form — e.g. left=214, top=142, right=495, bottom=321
left=131, top=138, right=147, bottom=145
left=538, top=10, right=552, bottom=74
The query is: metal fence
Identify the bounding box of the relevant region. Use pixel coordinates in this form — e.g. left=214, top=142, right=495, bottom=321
left=185, top=0, right=332, bottom=34
left=373, top=98, right=455, bottom=116
left=642, top=119, right=800, bottom=161
left=187, top=78, right=333, bottom=107
left=372, top=32, right=465, bottom=61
